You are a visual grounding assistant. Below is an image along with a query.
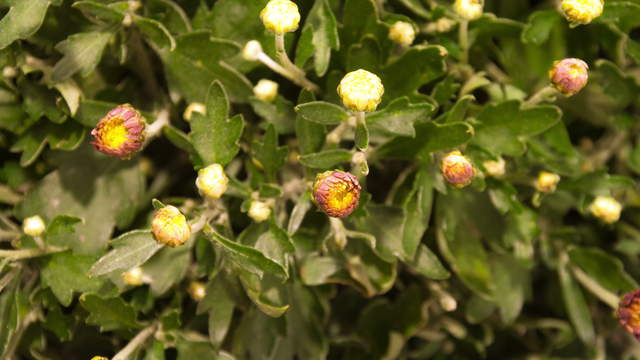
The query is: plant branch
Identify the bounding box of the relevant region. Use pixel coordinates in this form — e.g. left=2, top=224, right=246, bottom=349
left=523, top=85, right=558, bottom=108
left=0, top=246, right=65, bottom=260
left=571, top=265, right=619, bottom=310
left=112, top=323, right=158, bottom=360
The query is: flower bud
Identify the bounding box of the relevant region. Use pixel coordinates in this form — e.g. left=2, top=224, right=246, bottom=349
left=260, top=0, right=300, bottom=34
left=483, top=158, right=505, bottom=178
left=196, top=164, right=229, bottom=199
left=313, top=170, right=361, bottom=218
left=388, top=21, right=416, bottom=47
left=91, top=357, right=109, bottom=360
left=561, top=0, right=604, bottom=26
left=453, top=0, right=484, bottom=20
left=183, top=102, right=206, bottom=121
left=121, top=267, right=144, bottom=286
left=253, top=79, right=279, bottom=102
left=188, top=281, right=206, bottom=301
left=618, top=289, right=640, bottom=339
left=589, top=196, right=622, bottom=224
left=534, top=171, right=560, bottom=193
left=91, top=104, right=146, bottom=159
left=549, top=58, right=589, bottom=96
left=23, top=215, right=46, bottom=237
left=337, top=69, right=384, bottom=112
left=242, top=40, right=263, bottom=62
left=248, top=201, right=271, bottom=223
left=440, top=295, right=458, bottom=312
left=441, top=151, right=475, bottom=188
left=151, top=205, right=191, bottom=247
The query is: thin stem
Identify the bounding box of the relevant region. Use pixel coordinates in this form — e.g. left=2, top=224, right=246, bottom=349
left=329, top=217, right=347, bottom=249
left=3, top=308, right=39, bottom=360
left=112, top=323, right=158, bottom=360
left=523, top=85, right=558, bottom=108
left=270, top=34, right=319, bottom=92
left=146, top=108, right=170, bottom=139
left=571, top=265, right=619, bottom=309
left=0, top=246, right=65, bottom=260
left=275, top=34, right=302, bottom=77
left=325, top=121, right=350, bottom=145
left=459, top=19, right=469, bottom=65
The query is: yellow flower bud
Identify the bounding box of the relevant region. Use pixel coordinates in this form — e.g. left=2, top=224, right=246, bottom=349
left=260, top=0, right=300, bottom=34
left=248, top=201, right=272, bottom=223
left=23, top=215, right=45, bottom=237
left=441, top=151, right=475, bottom=188
left=483, top=158, right=506, bottom=178
left=242, top=40, right=263, bottom=62
left=91, top=104, right=146, bottom=159
left=253, top=79, right=279, bottom=102
left=561, top=0, right=604, bottom=26
left=589, top=196, right=622, bottom=224
left=188, top=281, right=206, bottom=301
left=534, top=171, right=560, bottom=193
left=453, top=0, right=484, bottom=20
left=388, top=21, right=416, bottom=47
left=121, top=267, right=144, bottom=286
left=196, top=164, right=229, bottom=199
left=151, top=205, right=191, bottom=247
left=91, top=357, right=109, bottom=360
left=337, top=69, right=384, bottom=112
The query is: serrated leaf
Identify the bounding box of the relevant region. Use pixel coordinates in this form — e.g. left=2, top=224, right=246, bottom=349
left=568, top=246, right=638, bottom=294
left=52, top=31, right=113, bottom=82
left=299, top=149, right=352, bottom=169
left=134, top=15, right=176, bottom=50
left=44, top=215, right=82, bottom=248
left=253, top=124, right=288, bottom=181
left=409, top=244, right=450, bottom=280
left=295, top=101, right=348, bottom=125
left=41, top=251, right=107, bottom=306
left=381, top=46, right=447, bottom=100
left=80, top=294, right=141, bottom=331
left=521, top=10, right=561, bottom=45
left=89, top=230, right=164, bottom=277
left=72, top=1, right=125, bottom=23
left=0, top=0, right=50, bottom=50
left=296, top=0, right=339, bottom=76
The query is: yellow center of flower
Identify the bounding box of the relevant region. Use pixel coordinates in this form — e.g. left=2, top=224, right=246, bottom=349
left=327, top=182, right=357, bottom=212
left=100, top=117, right=129, bottom=150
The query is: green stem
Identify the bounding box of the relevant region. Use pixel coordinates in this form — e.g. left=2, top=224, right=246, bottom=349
left=273, top=34, right=319, bottom=92
left=0, top=246, right=65, bottom=260
left=523, top=85, right=558, bottom=108
left=571, top=265, right=619, bottom=309
left=112, top=323, right=158, bottom=360
left=459, top=19, right=469, bottom=65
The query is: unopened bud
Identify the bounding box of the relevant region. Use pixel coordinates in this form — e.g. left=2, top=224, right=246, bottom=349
left=23, top=216, right=45, bottom=237
left=483, top=158, right=505, bottom=178
left=388, top=21, right=416, bottom=47
left=196, top=164, right=229, bottom=199
left=253, top=79, right=279, bottom=102
left=441, top=151, right=475, bottom=188
left=453, top=0, right=484, bottom=20
left=91, top=357, right=109, bottom=360
left=589, top=196, right=622, bottom=224
left=183, top=102, right=206, bottom=121
left=337, top=69, right=384, bottom=112
left=121, top=267, right=144, bottom=286
left=248, top=201, right=271, bottom=223
left=534, top=171, right=560, bottom=193
left=549, top=58, right=589, bottom=96
left=313, top=170, right=361, bottom=218
left=151, top=205, right=191, bottom=247
left=188, top=281, right=206, bottom=301
left=618, top=289, right=640, bottom=339
left=260, top=0, right=300, bottom=34
left=242, top=40, right=263, bottom=61
left=561, top=0, right=603, bottom=26
left=91, top=104, right=146, bottom=159
left=440, top=295, right=458, bottom=312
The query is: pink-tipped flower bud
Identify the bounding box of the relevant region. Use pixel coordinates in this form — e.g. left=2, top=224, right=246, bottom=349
left=618, top=290, right=640, bottom=339
left=91, top=104, right=146, bottom=159
left=441, top=151, right=475, bottom=188
left=549, top=58, right=589, bottom=97
left=312, top=170, right=361, bottom=218
left=151, top=205, right=191, bottom=247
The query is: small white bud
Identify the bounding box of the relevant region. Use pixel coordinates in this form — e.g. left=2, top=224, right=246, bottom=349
left=453, top=0, right=484, bottom=20
left=483, top=158, right=506, bottom=178
left=534, top=171, right=560, bottom=194
left=388, top=21, right=416, bottom=47
left=23, top=216, right=45, bottom=237
left=248, top=201, right=271, bottom=223
left=260, top=0, right=301, bottom=34
left=121, top=267, right=144, bottom=286
left=196, top=164, right=229, bottom=199
left=242, top=40, right=263, bottom=62
left=188, top=281, right=206, bottom=301
left=253, top=79, right=279, bottom=102
left=183, top=102, right=206, bottom=121
left=440, top=295, right=458, bottom=312
left=589, top=196, right=622, bottom=224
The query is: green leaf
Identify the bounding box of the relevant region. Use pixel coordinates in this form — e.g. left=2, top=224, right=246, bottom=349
left=446, top=95, right=474, bottom=123
left=381, top=46, right=447, bottom=100
left=300, top=255, right=340, bottom=285
left=72, top=1, right=125, bottom=23
left=366, top=97, right=435, bottom=137
left=10, top=123, right=48, bottom=166
left=295, top=90, right=325, bottom=155
left=295, top=101, right=348, bottom=125
left=0, top=0, right=50, bottom=50
left=558, top=262, right=595, bottom=344
left=239, top=271, right=289, bottom=317
left=163, top=125, right=194, bottom=153
left=89, top=230, right=164, bottom=277
left=134, top=15, right=176, bottom=50
left=287, top=191, right=311, bottom=235
left=43, top=305, right=73, bottom=341
left=52, top=31, right=114, bottom=82
left=491, top=255, right=528, bottom=324
left=355, top=119, right=369, bottom=150
left=593, top=60, right=640, bottom=109
left=249, top=96, right=296, bottom=134
left=396, top=0, right=430, bottom=18
left=568, top=246, right=638, bottom=294
left=190, top=81, right=244, bottom=167
left=347, top=36, right=382, bottom=72
left=75, top=99, right=119, bottom=127
left=142, top=244, right=191, bottom=296
left=299, top=149, right=352, bottom=169
left=409, top=244, right=450, bottom=280
left=401, top=167, right=434, bottom=260
left=295, top=0, right=339, bottom=76
left=41, top=251, right=107, bottom=307
left=342, top=0, right=380, bottom=48
left=80, top=294, right=141, bottom=331
left=44, top=215, right=82, bottom=248
left=198, top=276, right=234, bottom=347
left=596, top=1, right=640, bottom=32
left=253, top=124, right=288, bottom=181
left=521, top=10, right=561, bottom=45
left=377, top=121, right=474, bottom=160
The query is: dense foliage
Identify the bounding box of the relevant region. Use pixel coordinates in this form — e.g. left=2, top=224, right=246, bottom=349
left=1, top=0, right=640, bottom=359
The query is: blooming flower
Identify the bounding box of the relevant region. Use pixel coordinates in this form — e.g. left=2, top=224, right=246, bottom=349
left=337, top=69, right=384, bottom=112
left=151, top=205, right=191, bottom=247
left=483, top=158, right=506, bottom=178
left=196, top=164, right=229, bottom=199
left=388, top=21, right=416, bottom=47
left=248, top=201, right=271, bottom=223
left=549, top=58, right=589, bottom=96
left=121, top=267, right=144, bottom=286
left=253, top=79, right=279, bottom=102
left=188, top=281, right=206, bottom=301
left=91, top=104, right=146, bottom=159
left=23, top=215, right=45, bottom=237
left=561, top=0, right=604, bottom=26
left=260, top=0, right=301, bottom=34
left=441, top=151, right=475, bottom=188
left=618, top=289, right=640, bottom=339
left=589, top=195, right=622, bottom=224
left=453, top=0, right=484, bottom=20
left=313, top=170, right=361, bottom=218
left=535, top=171, right=561, bottom=193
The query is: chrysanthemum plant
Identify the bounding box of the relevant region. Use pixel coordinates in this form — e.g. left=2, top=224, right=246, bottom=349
left=0, top=0, right=639, bottom=358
